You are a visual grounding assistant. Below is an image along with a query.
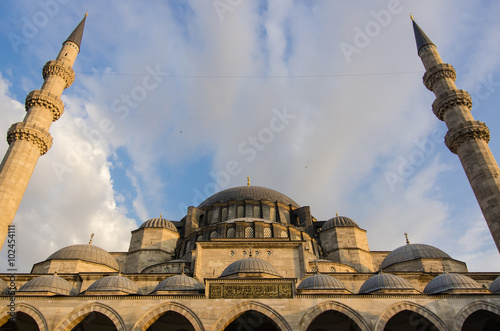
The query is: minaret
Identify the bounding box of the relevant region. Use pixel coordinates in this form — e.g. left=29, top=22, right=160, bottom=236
left=412, top=17, right=500, bottom=252
left=0, top=14, right=87, bottom=249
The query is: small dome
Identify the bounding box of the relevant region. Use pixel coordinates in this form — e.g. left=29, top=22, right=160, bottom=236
left=19, top=275, right=76, bottom=295
left=220, top=257, right=281, bottom=278
left=140, top=217, right=178, bottom=232
left=154, top=275, right=204, bottom=292
left=359, top=273, right=414, bottom=294
left=46, top=244, right=119, bottom=270
left=490, top=276, right=500, bottom=294
left=86, top=275, right=140, bottom=294
left=424, top=273, right=483, bottom=294
left=381, top=244, right=451, bottom=269
left=198, top=186, right=300, bottom=208
left=321, top=216, right=359, bottom=231
left=298, top=274, right=346, bottom=290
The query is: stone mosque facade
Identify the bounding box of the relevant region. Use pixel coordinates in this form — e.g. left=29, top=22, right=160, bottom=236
left=0, top=14, right=500, bottom=331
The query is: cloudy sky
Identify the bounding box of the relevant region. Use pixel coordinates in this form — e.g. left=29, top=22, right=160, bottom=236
left=0, top=0, right=499, bottom=272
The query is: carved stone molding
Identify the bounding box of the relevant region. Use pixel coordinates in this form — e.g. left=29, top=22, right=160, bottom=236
left=7, top=122, right=52, bottom=155
left=432, top=89, right=472, bottom=121
left=445, top=121, right=490, bottom=154
left=42, top=60, right=75, bottom=88
left=423, top=63, right=456, bottom=91
left=25, top=90, right=65, bottom=122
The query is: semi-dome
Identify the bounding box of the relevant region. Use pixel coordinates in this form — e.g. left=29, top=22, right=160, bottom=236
left=358, top=273, right=415, bottom=294
left=298, top=274, right=346, bottom=290
left=381, top=243, right=451, bottom=269
left=490, top=276, right=500, bottom=294
left=139, top=217, right=178, bottom=232
left=220, top=257, right=281, bottom=278
left=321, top=216, right=359, bottom=231
left=86, top=275, right=140, bottom=294
left=46, top=244, right=119, bottom=270
left=18, top=275, right=76, bottom=295
left=198, top=186, right=300, bottom=208
left=424, top=273, right=484, bottom=294
left=153, top=275, right=204, bottom=292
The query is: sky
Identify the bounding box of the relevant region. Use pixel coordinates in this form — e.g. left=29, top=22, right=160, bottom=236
left=0, top=0, right=499, bottom=273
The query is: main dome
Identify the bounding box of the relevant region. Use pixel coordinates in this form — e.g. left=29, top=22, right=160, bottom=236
left=198, top=186, right=300, bottom=208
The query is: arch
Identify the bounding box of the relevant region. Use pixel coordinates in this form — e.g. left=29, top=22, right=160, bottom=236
left=0, top=302, right=48, bottom=331
left=453, top=300, right=500, bottom=331
left=210, top=301, right=291, bottom=331
left=298, top=301, right=370, bottom=331
left=132, top=302, right=204, bottom=331
left=374, top=301, right=448, bottom=331
left=53, top=302, right=125, bottom=331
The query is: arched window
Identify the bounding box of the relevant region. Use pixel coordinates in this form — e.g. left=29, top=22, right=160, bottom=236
left=227, top=228, right=235, bottom=238
left=70, top=312, right=118, bottom=331
left=306, top=310, right=362, bottom=331
left=146, top=311, right=196, bottom=331
left=384, top=310, right=439, bottom=331
left=263, top=227, right=272, bottom=238
left=462, top=309, right=500, bottom=331
left=245, top=227, right=254, bottom=238
left=224, top=310, right=280, bottom=331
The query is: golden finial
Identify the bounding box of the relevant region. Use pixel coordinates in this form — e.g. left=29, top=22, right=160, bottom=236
left=248, top=247, right=253, bottom=257
left=404, top=233, right=410, bottom=245
left=89, top=233, right=94, bottom=245
left=410, top=13, right=414, bottom=21
left=336, top=211, right=339, bottom=217
left=85, top=11, right=88, bottom=17
left=160, top=213, right=162, bottom=219
left=247, top=177, right=250, bottom=186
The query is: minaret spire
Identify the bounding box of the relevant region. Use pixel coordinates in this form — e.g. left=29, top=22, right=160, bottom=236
left=411, top=16, right=435, bottom=54
left=64, top=11, right=87, bottom=51
left=0, top=14, right=87, bottom=249
left=412, top=18, right=500, bottom=253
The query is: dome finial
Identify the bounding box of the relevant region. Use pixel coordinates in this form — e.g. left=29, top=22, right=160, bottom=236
left=247, top=176, right=251, bottom=186
left=336, top=211, right=339, bottom=217
left=410, top=13, right=414, bottom=21
left=404, top=232, right=410, bottom=245
left=160, top=213, right=162, bottom=218
left=248, top=247, right=253, bottom=257
left=89, top=233, right=94, bottom=245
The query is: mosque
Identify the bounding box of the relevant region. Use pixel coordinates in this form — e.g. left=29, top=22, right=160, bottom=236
left=0, top=13, right=499, bottom=331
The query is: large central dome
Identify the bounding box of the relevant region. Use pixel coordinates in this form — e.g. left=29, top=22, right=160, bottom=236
left=198, top=186, right=300, bottom=208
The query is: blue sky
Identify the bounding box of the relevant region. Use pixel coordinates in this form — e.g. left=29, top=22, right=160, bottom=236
left=0, top=0, right=499, bottom=272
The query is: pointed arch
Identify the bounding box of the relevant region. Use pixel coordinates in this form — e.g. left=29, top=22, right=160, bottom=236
left=374, top=301, right=448, bottom=331
left=0, top=302, right=48, bottom=331
left=453, top=300, right=500, bottom=331
left=298, top=301, right=370, bottom=331
left=53, top=302, right=125, bottom=331
left=132, top=302, right=204, bottom=331
left=210, top=301, right=291, bottom=331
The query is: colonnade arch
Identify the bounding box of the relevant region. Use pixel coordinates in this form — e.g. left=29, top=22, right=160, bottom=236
left=132, top=302, right=204, bottom=331
left=210, top=301, right=291, bottom=331
left=374, top=301, right=448, bottom=331
left=298, top=301, right=369, bottom=331
left=53, top=302, right=125, bottom=331
left=0, top=303, right=47, bottom=331
left=453, top=301, right=500, bottom=331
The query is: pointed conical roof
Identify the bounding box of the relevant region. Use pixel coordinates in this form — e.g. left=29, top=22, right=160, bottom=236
left=411, top=17, right=434, bottom=53
left=64, top=13, right=87, bottom=50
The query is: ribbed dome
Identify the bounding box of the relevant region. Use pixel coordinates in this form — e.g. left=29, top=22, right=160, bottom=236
left=424, top=273, right=483, bottom=294
left=154, top=275, right=204, bottom=291
left=381, top=244, right=451, bottom=269
left=140, top=217, right=177, bottom=232
left=19, top=275, right=76, bottom=295
left=220, top=257, right=281, bottom=278
left=321, top=216, right=359, bottom=231
left=86, top=275, right=140, bottom=294
left=46, top=244, right=119, bottom=270
left=298, top=274, right=346, bottom=290
left=198, top=186, right=300, bottom=208
left=358, top=273, right=414, bottom=294
left=490, top=276, right=500, bottom=294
